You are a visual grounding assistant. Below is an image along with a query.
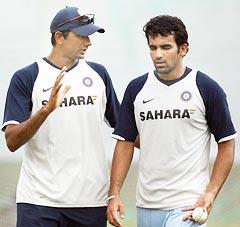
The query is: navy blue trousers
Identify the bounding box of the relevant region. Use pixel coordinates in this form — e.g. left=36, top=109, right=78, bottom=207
left=17, top=203, right=107, bottom=227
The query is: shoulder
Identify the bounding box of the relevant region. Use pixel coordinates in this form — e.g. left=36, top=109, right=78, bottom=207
left=86, top=61, right=112, bottom=85
left=127, top=73, right=148, bottom=90
left=15, top=62, right=38, bottom=76
left=9, top=62, right=39, bottom=92
left=196, top=70, right=226, bottom=104
left=196, top=71, right=223, bottom=93
left=86, top=61, right=108, bottom=75
left=122, top=73, right=149, bottom=102
left=126, top=73, right=148, bottom=93
left=12, top=62, right=39, bottom=83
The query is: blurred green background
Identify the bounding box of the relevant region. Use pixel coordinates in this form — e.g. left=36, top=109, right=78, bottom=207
left=1, top=161, right=239, bottom=227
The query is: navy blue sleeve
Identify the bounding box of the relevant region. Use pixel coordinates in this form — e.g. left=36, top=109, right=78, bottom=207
left=196, top=71, right=236, bottom=142
left=86, top=61, right=120, bottom=128
left=2, top=62, right=39, bottom=130
left=113, top=74, right=148, bottom=142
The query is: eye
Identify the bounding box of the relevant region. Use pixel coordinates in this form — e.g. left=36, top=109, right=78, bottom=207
left=149, top=45, right=156, bottom=51
left=161, top=45, right=172, bottom=50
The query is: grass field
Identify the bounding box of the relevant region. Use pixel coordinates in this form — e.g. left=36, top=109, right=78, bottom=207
left=0, top=161, right=240, bottom=227
left=111, top=162, right=240, bottom=227
left=0, top=161, right=21, bottom=227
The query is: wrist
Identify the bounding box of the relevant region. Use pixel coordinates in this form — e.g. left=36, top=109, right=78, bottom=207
left=204, top=190, right=217, bottom=202
left=106, top=195, right=116, bottom=204
left=205, top=185, right=219, bottom=196
left=42, top=103, right=55, bottom=114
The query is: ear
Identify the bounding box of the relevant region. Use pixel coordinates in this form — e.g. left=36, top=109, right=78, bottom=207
left=180, top=43, right=189, bottom=57
left=54, top=31, right=64, bottom=45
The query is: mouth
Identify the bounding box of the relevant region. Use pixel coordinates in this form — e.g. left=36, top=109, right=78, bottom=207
left=155, top=61, right=166, bottom=67
left=79, top=49, right=87, bottom=55
left=155, top=60, right=165, bottom=64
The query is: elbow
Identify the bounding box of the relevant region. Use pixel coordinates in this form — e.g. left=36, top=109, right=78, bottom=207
left=5, top=125, right=21, bottom=152
left=6, top=141, right=19, bottom=152
left=5, top=136, right=20, bottom=152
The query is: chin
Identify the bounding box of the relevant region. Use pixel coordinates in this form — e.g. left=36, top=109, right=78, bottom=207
left=156, top=67, right=171, bottom=74
left=77, top=55, right=85, bottom=59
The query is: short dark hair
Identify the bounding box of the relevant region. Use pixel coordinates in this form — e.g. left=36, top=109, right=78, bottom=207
left=51, top=31, right=71, bottom=46
left=143, top=15, right=188, bottom=47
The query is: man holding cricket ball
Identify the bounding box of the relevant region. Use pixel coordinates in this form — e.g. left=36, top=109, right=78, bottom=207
left=107, top=15, right=237, bottom=226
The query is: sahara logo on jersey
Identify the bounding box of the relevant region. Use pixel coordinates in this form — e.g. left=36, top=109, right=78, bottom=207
left=42, top=95, right=97, bottom=107
left=140, top=108, right=197, bottom=121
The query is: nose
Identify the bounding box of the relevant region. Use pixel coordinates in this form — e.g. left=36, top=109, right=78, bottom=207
left=155, top=48, right=163, bottom=58
left=84, top=36, right=92, bottom=47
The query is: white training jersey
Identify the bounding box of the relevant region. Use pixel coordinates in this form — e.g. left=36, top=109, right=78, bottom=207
left=2, top=58, right=120, bottom=207
left=113, top=68, right=237, bottom=210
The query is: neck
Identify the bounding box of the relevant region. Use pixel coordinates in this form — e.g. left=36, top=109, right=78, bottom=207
left=47, top=48, right=78, bottom=69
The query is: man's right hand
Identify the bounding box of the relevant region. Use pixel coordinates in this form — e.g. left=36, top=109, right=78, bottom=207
left=4, top=66, right=71, bottom=152
left=44, top=66, right=71, bottom=113
left=107, top=196, right=125, bottom=227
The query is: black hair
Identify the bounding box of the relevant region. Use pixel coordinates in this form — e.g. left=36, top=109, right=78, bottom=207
left=51, top=31, right=70, bottom=46
left=143, top=15, right=188, bottom=47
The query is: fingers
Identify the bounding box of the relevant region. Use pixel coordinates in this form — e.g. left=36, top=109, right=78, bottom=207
left=119, top=202, right=125, bottom=219
left=183, top=206, right=209, bottom=224
left=182, top=202, right=199, bottom=222
left=52, top=66, right=68, bottom=95
left=202, top=199, right=212, bottom=214
left=53, top=66, right=71, bottom=101
left=107, top=198, right=125, bottom=227
left=62, top=84, right=71, bottom=96
left=55, top=66, right=67, bottom=85
left=192, top=207, right=208, bottom=224
left=182, top=205, right=195, bottom=211
left=45, top=66, right=70, bottom=112
left=182, top=204, right=194, bottom=221
left=182, top=193, right=214, bottom=224
left=183, top=210, right=193, bottom=221
left=55, top=84, right=71, bottom=107
left=107, top=209, right=123, bottom=227
left=54, top=83, right=63, bottom=95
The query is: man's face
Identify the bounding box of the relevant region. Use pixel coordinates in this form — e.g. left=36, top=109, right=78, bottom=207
left=148, top=34, right=188, bottom=79
left=60, top=32, right=92, bottom=60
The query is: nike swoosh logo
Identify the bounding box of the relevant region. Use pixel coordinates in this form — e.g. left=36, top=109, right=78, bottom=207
left=42, top=87, right=53, bottom=92
left=143, top=98, right=155, bottom=104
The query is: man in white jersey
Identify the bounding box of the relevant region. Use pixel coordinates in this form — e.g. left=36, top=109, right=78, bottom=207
left=2, top=6, right=120, bottom=227
left=107, top=15, right=237, bottom=227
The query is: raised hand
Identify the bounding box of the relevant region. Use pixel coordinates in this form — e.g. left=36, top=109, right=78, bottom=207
left=44, top=66, right=71, bottom=113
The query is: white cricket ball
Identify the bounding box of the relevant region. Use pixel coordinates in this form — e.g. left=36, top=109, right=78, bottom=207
left=192, top=207, right=208, bottom=224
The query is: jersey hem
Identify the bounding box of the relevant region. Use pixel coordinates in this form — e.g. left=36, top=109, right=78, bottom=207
left=112, top=134, right=125, bottom=141
left=16, top=200, right=107, bottom=208
left=136, top=198, right=199, bottom=210
left=1, top=120, right=19, bottom=131
left=218, top=133, right=238, bottom=143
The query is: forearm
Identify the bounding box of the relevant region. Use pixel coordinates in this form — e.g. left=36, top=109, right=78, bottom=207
left=206, top=139, right=235, bottom=199
left=4, top=66, right=70, bottom=152
left=109, top=140, right=135, bottom=196
left=5, top=105, right=52, bottom=152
